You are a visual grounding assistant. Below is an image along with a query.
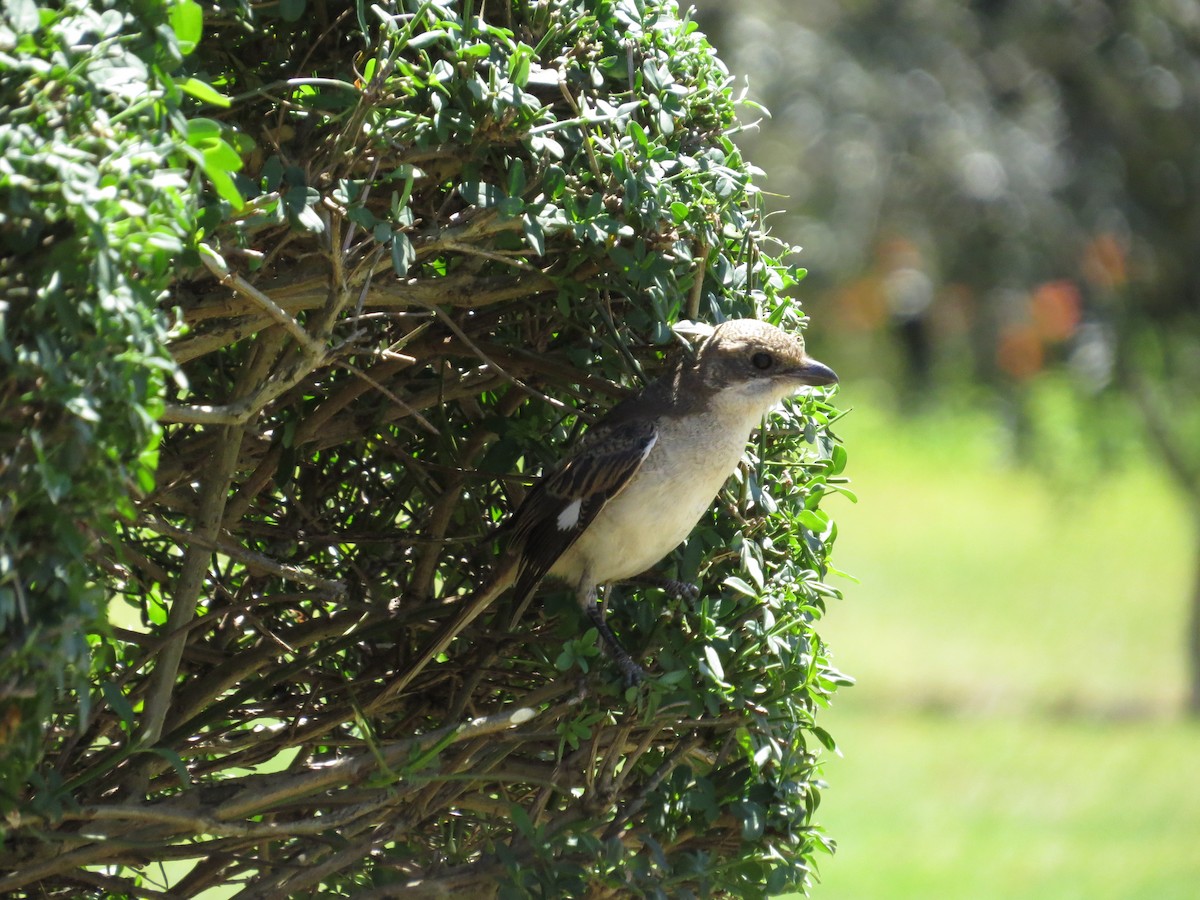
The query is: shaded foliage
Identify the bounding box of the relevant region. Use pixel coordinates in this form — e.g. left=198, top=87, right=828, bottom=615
left=0, top=0, right=195, bottom=802
left=0, top=0, right=847, bottom=896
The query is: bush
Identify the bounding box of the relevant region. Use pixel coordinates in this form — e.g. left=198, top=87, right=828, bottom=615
left=0, top=1, right=848, bottom=896
left=0, top=0, right=195, bottom=806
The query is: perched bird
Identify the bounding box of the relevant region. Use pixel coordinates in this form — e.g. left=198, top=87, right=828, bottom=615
left=396, top=318, right=838, bottom=690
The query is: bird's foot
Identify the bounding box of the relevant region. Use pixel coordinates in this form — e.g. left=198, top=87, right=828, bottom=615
left=582, top=595, right=646, bottom=688
left=659, top=578, right=699, bottom=601
left=624, top=574, right=699, bottom=601
left=614, top=653, right=646, bottom=689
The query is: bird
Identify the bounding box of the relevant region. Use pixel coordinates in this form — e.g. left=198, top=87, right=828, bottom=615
left=392, top=318, right=838, bottom=692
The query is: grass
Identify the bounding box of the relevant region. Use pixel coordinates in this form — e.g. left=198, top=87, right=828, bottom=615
left=795, top=385, right=1200, bottom=898
left=812, top=710, right=1200, bottom=899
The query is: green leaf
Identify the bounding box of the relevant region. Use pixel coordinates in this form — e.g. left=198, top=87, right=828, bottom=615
left=143, top=746, right=192, bottom=786
left=509, top=43, right=534, bottom=87
left=100, top=682, right=136, bottom=734
left=459, top=181, right=502, bottom=208
left=295, top=204, right=324, bottom=232
left=723, top=576, right=757, bottom=598
left=5, top=0, right=39, bottom=33
left=508, top=803, right=535, bottom=839
left=177, top=77, right=230, bottom=108
left=459, top=42, right=492, bottom=59
left=811, top=726, right=839, bottom=753
left=703, top=645, right=725, bottom=681
left=185, top=120, right=245, bottom=208
left=391, top=232, right=415, bottom=275
left=522, top=214, right=545, bottom=256
left=730, top=799, right=765, bottom=841
left=829, top=443, right=848, bottom=476
left=169, top=0, right=203, bottom=55
left=148, top=598, right=168, bottom=626
left=798, top=509, right=829, bottom=533
left=407, top=30, right=449, bottom=51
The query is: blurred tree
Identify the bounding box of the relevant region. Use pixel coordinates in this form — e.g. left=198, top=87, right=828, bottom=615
left=695, top=0, right=1200, bottom=714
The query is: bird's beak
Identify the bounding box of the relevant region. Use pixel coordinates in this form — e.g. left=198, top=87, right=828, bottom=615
left=792, top=358, right=839, bottom=387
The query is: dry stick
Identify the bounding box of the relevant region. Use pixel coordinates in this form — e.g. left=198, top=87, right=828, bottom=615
left=199, top=247, right=327, bottom=359
left=169, top=269, right=555, bottom=365
left=595, top=716, right=638, bottom=800
left=600, top=735, right=703, bottom=841
left=61, top=869, right=165, bottom=900
left=160, top=346, right=329, bottom=426
left=407, top=419, right=494, bottom=599
left=220, top=441, right=283, bottom=527
left=243, top=834, right=378, bottom=900
left=133, top=427, right=247, bottom=752
left=166, top=614, right=361, bottom=737
left=308, top=371, right=506, bottom=453
left=363, top=556, right=518, bottom=715
left=0, top=842, right=126, bottom=894
left=132, top=329, right=289, bottom=787
left=409, top=384, right=524, bottom=599
left=141, top=516, right=345, bottom=597
left=340, top=360, right=440, bottom=435
left=688, top=238, right=708, bottom=321
left=210, top=699, right=546, bottom=821
left=169, top=852, right=239, bottom=899
left=417, top=301, right=571, bottom=413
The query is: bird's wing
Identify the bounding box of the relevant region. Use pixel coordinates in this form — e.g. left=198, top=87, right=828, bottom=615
left=510, top=417, right=658, bottom=601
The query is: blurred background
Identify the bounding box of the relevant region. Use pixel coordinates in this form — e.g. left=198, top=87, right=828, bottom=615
left=691, top=1, right=1200, bottom=896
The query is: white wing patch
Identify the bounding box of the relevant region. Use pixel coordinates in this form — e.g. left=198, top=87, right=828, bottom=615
left=640, top=433, right=658, bottom=460
left=555, top=498, right=583, bottom=531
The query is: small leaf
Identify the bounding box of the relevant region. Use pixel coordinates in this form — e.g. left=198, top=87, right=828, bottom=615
left=811, top=725, right=840, bottom=753
left=100, top=682, right=136, bottom=734
left=407, top=30, right=449, bottom=51
left=6, top=0, right=39, bottom=33
left=509, top=43, right=533, bottom=87
left=723, top=576, right=757, bottom=598
left=178, top=77, right=230, bottom=108
left=730, top=799, right=765, bottom=841
left=703, top=645, right=724, bottom=681
left=798, top=509, right=829, bottom=533
left=391, top=232, right=415, bottom=275
left=295, top=203, right=324, bottom=233
left=459, top=181, right=502, bottom=208
left=522, top=214, right=545, bottom=256
left=508, top=804, right=536, bottom=839
left=828, top=443, right=848, bottom=476
left=459, top=42, right=491, bottom=59
left=169, top=0, right=203, bottom=55
left=145, top=746, right=191, bottom=785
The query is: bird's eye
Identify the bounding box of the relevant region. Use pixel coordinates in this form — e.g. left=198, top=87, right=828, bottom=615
left=751, top=351, right=774, bottom=371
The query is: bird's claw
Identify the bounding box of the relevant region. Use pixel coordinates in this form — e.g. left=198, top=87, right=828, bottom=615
left=616, top=654, right=646, bottom=689
left=662, top=579, right=700, bottom=601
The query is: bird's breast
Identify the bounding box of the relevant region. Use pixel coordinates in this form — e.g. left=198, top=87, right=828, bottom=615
left=551, top=410, right=759, bottom=586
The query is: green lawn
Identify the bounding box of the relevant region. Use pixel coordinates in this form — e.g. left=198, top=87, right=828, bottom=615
left=799, top=390, right=1200, bottom=898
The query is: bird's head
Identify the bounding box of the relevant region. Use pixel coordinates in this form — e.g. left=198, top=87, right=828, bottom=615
left=695, top=319, right=838, bottom=406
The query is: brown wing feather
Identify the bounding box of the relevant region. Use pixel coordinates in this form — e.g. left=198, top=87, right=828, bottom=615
left=510, top=418, right=658, bottom=601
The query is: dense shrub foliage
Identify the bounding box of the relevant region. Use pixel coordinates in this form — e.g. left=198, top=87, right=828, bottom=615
left=0, top=0, right=197, bottom=804
left=1, top=1, right=848, bottom=896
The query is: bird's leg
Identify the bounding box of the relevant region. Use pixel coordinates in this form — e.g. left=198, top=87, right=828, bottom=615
left=578, top=579, right=645, bottom=687
left=621, top=572, right=700, bottom=601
